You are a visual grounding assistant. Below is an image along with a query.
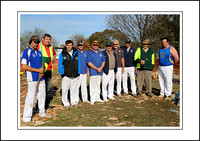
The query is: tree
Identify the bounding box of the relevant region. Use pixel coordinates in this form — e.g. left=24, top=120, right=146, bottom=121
left=69, top=34, right=86, bottom=48
left=87, top=29, right=127, bottom=49
left=105, top=14, right=180, bottom=51
left=20, top=27, right=60, bottom=54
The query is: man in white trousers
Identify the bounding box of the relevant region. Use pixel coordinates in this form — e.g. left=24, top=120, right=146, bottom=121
left=77, top=41, right=90, bottom=103
left=102, top=42, right=118, bottom=101
left=113, top=40, right=125, bottom=97
left=158, top=37, right=179, bottom=100
left=87, top=40, right=106, bottom=105
left=21, top=35, right=52, bottom=123
left=121, top=39, right=137, bottom=95
left=58, top=40, right=80, bottom=109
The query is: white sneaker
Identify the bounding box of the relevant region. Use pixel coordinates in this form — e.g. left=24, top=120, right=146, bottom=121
left=96, top=99, right=104, bottom=103
left=104, top=99, right=109, bottom=102
left=158, top=95, right=164, bottom=98
left=64, top=105, right=71, bottom=110
left=91, top=101, right=95, bottom=105
left=108, top=97, right=115, bottom=100
left=83, top=100, right=90, bottom=104
left=39, top=113, right=52, bottom=118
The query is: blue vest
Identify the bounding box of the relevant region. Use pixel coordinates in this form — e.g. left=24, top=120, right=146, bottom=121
left=159, top=46, right=174, bottom=66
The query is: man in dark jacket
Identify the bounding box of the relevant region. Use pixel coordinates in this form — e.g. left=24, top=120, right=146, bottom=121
left=121, top=39, right=137, bottom=95
left=134, top=39, right=155, bottom=97
left=58, top=40, right=80, bottom=109
left=102, top=42, right=118, bottom=101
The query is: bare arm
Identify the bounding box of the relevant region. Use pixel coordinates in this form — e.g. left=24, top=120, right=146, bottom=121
left=22, top=64, right=43, bottom=73
left=87, top=62, right=98, bottom=70
left=170, top=47, right=180, bottom=64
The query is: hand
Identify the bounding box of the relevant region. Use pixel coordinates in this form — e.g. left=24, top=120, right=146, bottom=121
left=121, top=68, right=124, bottom=74
left=140, top=60, right=145, bottom=65
left=97, top=68, right=102, bottom=73
left=38, top=67, right=44, bottom=73
left=39, top=73, right=44, bottom=78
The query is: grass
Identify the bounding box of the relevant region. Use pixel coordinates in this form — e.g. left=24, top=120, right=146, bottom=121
left=20, top=69, right=180, bottom=127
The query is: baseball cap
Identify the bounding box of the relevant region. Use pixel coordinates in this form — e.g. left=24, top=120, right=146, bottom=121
left=106, top=42, right=112, bottom=47
left=93, top=40, right=99, bottom=45
left=77, top=40, right=84, bottom=46
left=125, top=38, right=131, bottom=44
left=30, top=35, right=40, bottom=44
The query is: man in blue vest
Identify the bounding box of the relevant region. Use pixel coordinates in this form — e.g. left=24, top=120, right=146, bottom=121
left=158, top=37, right=179, bottom=100
left=121, top=39, right=137, bottom=96
left=21, top=35, right=52, bottom=123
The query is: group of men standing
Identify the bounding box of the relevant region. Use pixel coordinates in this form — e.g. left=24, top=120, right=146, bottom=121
left=21, top=34, right=179, bottom=123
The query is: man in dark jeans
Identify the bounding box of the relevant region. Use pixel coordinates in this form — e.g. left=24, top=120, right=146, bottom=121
left=35, top=34, right=56, bottom=111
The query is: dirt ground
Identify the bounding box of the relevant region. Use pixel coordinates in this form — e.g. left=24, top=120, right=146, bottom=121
left=19, top=65, right=180, bottom=127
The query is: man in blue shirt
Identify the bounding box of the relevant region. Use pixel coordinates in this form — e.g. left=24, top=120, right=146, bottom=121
left=121, top=39, right=137, bottom=95
left=158, top=37, right=179, bottom=100
left=77, top=41, right=90, bottom=103
left=87, top=40, right=106, bottom=105
left=21, top=35, right=52, bottom=123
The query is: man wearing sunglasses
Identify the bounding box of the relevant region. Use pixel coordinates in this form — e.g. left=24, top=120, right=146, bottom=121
left=113, top=40, right=125, bottom=97
left=87, top=40, right=106, bottom=105
left=21, top=35, right=52, bottom=123
left=121, top=39, right=137, bottom=96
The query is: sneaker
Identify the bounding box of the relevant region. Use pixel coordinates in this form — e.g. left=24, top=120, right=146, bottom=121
left=124, top=92, right=128, bottom=95
left=137, top=92, right=141, bottom=97
left=117, top=94, right=122, bottom=98
left=158, top=95, right=164, bottom=98
left=72, top=104, right=81, bottom=108
left=108, top=97, right=115, bottom=100
left=39, top=113, right=52, bottom=118
left=96, top=99, right=104, bottom=103
left=83, top=100, right=90, bottom=104
left=165, top=96, right=171, bottom=101
left=104, top=99, right=109, bottom=102
left=64, top=105, right=70, bottom=110
left=91, top=101, right=95, bottom=105
left=147, top=92, right=152, bottom=98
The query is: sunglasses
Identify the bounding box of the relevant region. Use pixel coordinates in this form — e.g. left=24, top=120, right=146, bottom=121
left=34, top=41, right=40, bottom=44
left=113, top=44, right=118, bottom=45
left=93, top=44, right=99, bottom=46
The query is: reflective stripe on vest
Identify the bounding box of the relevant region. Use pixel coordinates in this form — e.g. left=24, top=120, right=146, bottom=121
left=39, top=43, right=54, bottom=72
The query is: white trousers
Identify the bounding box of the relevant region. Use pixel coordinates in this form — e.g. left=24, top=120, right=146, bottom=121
left=90, top=75, right=101, bottom=103
left=158, top=65, right=173, bottom=96
left=62, top=76, right=79, bottom=106
left=77, top=74, right=88, bottom=102
left=23, top=80, right=45, bottom=122
left=123, top=67, right=136, bottom=94
left=115, top=67, right=122, bottom=94
left=102, top=70, right=115, bottom=100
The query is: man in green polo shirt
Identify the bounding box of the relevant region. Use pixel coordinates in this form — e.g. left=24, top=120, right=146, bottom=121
left=134, top=39, right=155, bottom=97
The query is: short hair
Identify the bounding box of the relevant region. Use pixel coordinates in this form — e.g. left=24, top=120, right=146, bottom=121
left=161, top=37, right=170, bottom=42
left=65, top=40, right=73, bottom=45
left=43, top=33, right=51, bottom=39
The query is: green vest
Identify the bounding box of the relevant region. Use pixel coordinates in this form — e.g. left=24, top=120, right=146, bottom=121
left=39, top=42, right=54, bottom=72
left=134, top=47, right=155, bottom=70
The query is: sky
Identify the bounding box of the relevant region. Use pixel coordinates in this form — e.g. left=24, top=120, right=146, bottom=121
left=20, top=14, right=108, bottom=46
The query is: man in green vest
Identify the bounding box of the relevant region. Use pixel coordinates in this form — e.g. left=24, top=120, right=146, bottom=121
left=37, top=34, right=56, bottom=109
left=134, top=39, right=155, bottom=98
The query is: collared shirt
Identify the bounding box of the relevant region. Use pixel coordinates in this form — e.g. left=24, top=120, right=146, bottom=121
left=121, top=46, right=136, bottom=67
left=21, top=46, right=44, bottom=82
left=37, top=41, right=56, bottom=71
left=87, top=49, right=106, bottom=76
left=106, top=50, right=115, bottom=69
left=78, top=49, right=88, bottom=74
left=114, top=48, right=124, bottom=67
